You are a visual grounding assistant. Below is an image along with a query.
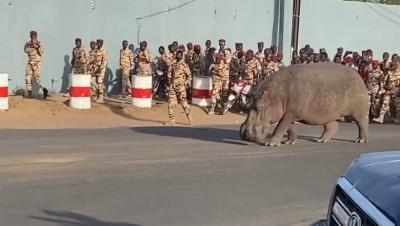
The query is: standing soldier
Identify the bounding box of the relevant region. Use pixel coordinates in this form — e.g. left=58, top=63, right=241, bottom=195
left=93, top=39, right=108, bottom=103
left=120, top=40, right=134, bottom=97
left=185, top=42, right=194, bottom=69
left=135, top=41, right=153, bottom=76
left=88, top=41, right=97, bottom=100
left=373, top=61, right=400, bottom=124
left=216, top=39, right=231, bottom=103
left=244, top=50, right=262, bottom=86
left=208, top=53, right=226, bottom=115
left=367, top=60, right=384, bottom=118
left=232, top=43, right=243, bottom=58
left=71, top=38, right=89, bottom=74
left=191, top=45, right=205, bottom=77
left=165, top=50, right=193, bottom=126
left=24, top=31, right=48, bottom=99
left=255, top=42, right=265, bottom=65
left=204, top=40, right=212, bottom=56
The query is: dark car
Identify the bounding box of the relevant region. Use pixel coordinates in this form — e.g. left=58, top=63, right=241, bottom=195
left=311, top=150, right=400, bottom=226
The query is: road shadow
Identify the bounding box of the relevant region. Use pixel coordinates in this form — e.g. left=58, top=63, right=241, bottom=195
left=61, top=55, right=71, bottom=93
left=131, top=126, right=247, bottom=145
left=30, top=209, right=141, bottom=226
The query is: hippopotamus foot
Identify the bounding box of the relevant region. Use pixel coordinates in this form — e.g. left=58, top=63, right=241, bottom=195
left=265, top=115, right=295, bottom=147
left=282, top=122, right=297, bottom=145
left=265, top=140, right=281, bottom=147
left=282, top=138, right=297, bottom=145
left=314, top=121, right=339, bottom=144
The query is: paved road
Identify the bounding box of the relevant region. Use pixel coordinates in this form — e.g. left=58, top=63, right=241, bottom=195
left=1, top=123, right=400, bottom=226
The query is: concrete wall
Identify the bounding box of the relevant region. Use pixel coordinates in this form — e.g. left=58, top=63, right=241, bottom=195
left=1, top=0, right=399, bottom=94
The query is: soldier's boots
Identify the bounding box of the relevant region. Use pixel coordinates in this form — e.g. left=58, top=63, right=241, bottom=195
left=165, top=118, right=176, bottom=126
left=26, top=90, right=34, bottom=99
left=372, top=114, right=384, bottom=124
left=43, top=88, right=48, bottom=99
left=96, top=94, right=105, bottom=103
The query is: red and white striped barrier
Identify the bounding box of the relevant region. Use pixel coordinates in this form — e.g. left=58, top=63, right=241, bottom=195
left=0, top=73, right=8, bottom=111
left=69, top=74, right=91, bottom=109
left=192, top=75, right=212, bottom=107
left=131, top=74, right=152, bottom=108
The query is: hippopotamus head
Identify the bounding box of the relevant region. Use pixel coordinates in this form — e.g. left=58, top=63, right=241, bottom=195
left=240, top=83, right=283, bottom=143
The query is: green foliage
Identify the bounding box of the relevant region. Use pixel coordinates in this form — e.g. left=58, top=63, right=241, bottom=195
left=13, top=86, right=26, bottom=96
left=342, top=0, right=400, bottom=5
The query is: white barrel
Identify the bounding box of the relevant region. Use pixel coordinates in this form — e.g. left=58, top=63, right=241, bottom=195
left=192, top=75, right=212, bottom=107
left=69, top=74, right=91, bottom=109
left=0, top=73, right=8, bottom=110
left=131, top=74, right=153, bottom=108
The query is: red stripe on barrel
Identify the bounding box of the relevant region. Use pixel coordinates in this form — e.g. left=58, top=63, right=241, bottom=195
left=192, top=89, right=212, bottom=98
left=69, top=87, right=91, bottom=97
left=132, top=88, right=152, bottom=98
left=0, top=87, right=8, bottom=98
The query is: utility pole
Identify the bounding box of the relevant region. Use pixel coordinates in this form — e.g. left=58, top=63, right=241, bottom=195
left=290, top=0, right=301, bottom=62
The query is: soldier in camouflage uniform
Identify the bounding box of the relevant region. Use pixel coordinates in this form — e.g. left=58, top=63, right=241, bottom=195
left=165, top=50, right=193, bottom=126
left=190, top=45, right=205, bottom=77
left=208, top=53, right=226, bottom=115
left=373, top=61, right=400, bottom=124
left=119, top=40, right=134, bottom=97
left=135, top=41, right=154, bottom=76
left=71, top=38, right=89, bottom=74
left=24, top=30, right=48, bottom=99
left=367, top=60, right=384, bottom=118
left=244, top=50, right=262, bottom=86
left=88, top=41, right=98, bottom=100
left=93, top=39, right=108, bottom=103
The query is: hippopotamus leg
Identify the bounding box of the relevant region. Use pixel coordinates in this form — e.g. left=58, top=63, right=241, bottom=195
left=352, top=111, right=369, bottom=143
left=265, top=113, right=295, bottom=147
left=314, top=121, right=339, bottom=143
left=282, top=122, right=297, bottom=145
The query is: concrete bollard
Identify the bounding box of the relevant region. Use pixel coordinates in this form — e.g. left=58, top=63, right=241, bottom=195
left=69, top=74, right=91, bottom=109
left=191, top=75, right=212, bottom=107
left=131, top=74, right=153, bottom=108
left=0, top=73, right=9, bottom=111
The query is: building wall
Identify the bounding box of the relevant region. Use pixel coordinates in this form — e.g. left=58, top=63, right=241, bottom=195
left=0, top=0, right=399, bottom=94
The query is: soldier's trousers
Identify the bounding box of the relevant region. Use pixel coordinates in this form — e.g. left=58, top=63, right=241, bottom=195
left=138, top=65, right=151, bottom=76
left=72, top=65, right=88, bottom=75
left=210, top=77, right=229, bottom=106
left=368, top=89, right=380, bottom=116
left=168, top=83, right=191, bottom=120
left=25, top=62, right=44, bottom=91
left=378, top=93, right=400, bottom=118
left=121, top=69, right=131, bottom=95
left=93, top=69, right=105, bottom=95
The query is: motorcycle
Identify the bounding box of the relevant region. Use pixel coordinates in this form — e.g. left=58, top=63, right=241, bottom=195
left=221, top=77, right=252, bottom=115
left=152, top=70, right=169, bottom=98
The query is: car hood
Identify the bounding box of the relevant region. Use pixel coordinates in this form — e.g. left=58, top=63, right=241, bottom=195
left=344, top=150, right=400, bottom=225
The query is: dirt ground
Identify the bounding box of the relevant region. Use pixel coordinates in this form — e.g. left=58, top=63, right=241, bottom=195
left=0, top=94, right=247, bottom=129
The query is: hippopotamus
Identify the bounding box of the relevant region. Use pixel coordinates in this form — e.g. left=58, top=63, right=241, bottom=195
left=240, top=62, right=369, bottom=146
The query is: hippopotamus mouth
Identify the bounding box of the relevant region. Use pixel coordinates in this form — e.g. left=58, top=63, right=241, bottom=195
left=240, top=123, right=269, bottom=143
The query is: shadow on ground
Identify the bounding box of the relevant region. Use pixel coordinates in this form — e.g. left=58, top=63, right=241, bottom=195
left=131, top=126, right=248, bottom=146
left=30, top=210, right=141, bottom=226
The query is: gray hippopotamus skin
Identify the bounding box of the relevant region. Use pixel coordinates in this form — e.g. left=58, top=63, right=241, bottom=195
left=240, top=62, right=369, bottom=146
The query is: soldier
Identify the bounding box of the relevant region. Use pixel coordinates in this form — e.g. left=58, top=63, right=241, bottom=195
left=88, top=41, right=97, bottom=100
left=205, top=47, right=216, bottom=77
left=135, top=41, right=153, bottom=76
left=255, top=42, right=265, bottom=65
left=208, top=53, right=226, bottom=115
left=244, top=50, right=262, bottom=85
left=120, top=40, right=134, bottom=97
left=71, top=38, right=89, bottom=75
left=367, top=60, right=384, bottom=118
left=216, top=39, right=231, bottom=102
left=204, top=40, right=211, bottom=56
left=185, top=42, right=194, bottom=69
left=23, top=30, right=48, bottom=99
left=93, top=39, right=108, bottom=103
left=380, top=52, right=390, bottom=74
left=373, top=61, right=400, bottom=123
left=229, top=50, right=244, bottom=86
left=191, top=45, right=205, bottom=77
left=165, top=50, right=193, bottom=126
left=232, top=43, right=243, bottom=58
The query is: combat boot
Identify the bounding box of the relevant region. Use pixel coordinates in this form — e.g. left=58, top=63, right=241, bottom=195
left=25, top=90, right=33, bottom=99
left=208, top=104, right=216, bottom=115
left=96, top=94, right=105, bottom=103
left=372, top=114, right=384, bottom=124
left=42, top=87, right=48, bottom=99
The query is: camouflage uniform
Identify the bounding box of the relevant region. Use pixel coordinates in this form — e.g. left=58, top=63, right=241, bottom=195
left=229, top=56, right=241, bottom=85
left=208, top=59, right=226, bottom=114
left=24, top=38, right=45, bottom=93
left=166, top=59, right=193, bottom=125
left=120, top=48, right=134, bottom=95
left=71, top=46, right=89, bottom=74
left=88, top=47, right=97, bottom=99
left=191, top=52, right=205, bottom=77
left=216, top=49, right=231, bottom=102
left=245, top=58, right=262, bottom=85
left=135, top=49, right=154, bottom=76
left=367, top=67, right=384, bottom=117
left=93, top=47, right=108, bottom=100
left=373, top=66, right=400, bottom=123
left=185, top=49, right=194, bottom=70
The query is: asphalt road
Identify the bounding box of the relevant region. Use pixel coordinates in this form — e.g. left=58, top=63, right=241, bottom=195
left=1, top=122, right=400, bottom=226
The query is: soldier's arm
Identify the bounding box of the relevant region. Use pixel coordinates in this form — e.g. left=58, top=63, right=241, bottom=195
left=37, top=43, right=44, bottom=56
left=119, top=51, right=123, bottom=67
left=24, top=43, right=30, bottom=53
left=102, top=51, right=108, bottom=69
left=146, top=52, right=153, bottom=63
left=129, top=52, right=134, bottom=68
left=71, top=49, right=75, bottom=67
left=84, top=49, right=89, bottom=63
left=185, top=65, right=192, bottom=83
